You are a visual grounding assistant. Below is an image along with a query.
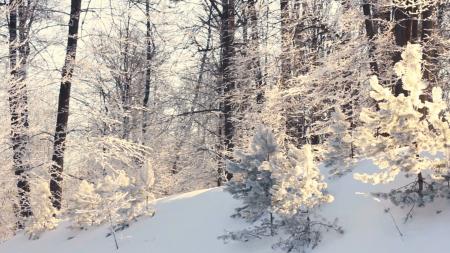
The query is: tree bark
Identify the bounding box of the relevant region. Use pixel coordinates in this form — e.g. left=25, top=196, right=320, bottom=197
left=49, top=0, right=82, bottom=210
left=279, top=0, right=290, bottom=87
left=248, top=0, right=264, bottom=104
left=218, top=0, right=235, bottom=185
left=8, top=0, right=33, bottom=224
left=362, top=1, right=379, bottom=75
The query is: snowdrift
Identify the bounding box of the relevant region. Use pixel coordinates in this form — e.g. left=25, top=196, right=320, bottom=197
left=1, top=159, right=450, bottom=253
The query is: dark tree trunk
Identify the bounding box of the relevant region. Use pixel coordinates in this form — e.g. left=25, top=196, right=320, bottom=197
left=218, top=0, right=235, bottom=186
left=392, top=6, right=413, bottom=96
left=49, top=0, right=82, bottom=210
left=8, top=0, right=33, bottom=225
left=418, top=172, right=424, bottom=194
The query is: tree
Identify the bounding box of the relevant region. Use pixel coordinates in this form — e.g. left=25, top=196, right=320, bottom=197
left=271, top=144, right=338, bottom=252
left=354, top=43, right=450, bottom=206
left=362, top=0, right=443, bottom=94
left=222, top=128, right=337, bottom=252
left=324, top=108, right=355, bottom=177
left=141, top=0, right=154, bottom=143
left=7, top=0, right=36, bottom=225
left=218, top=0, right=237, bottom=185
left=271, top=144, right=334, bottom=217
left=70, top=169, right=154, bottom=229
left=226, top=126, right=278, bottom=222
left=49, top=0, right=82, bottom=210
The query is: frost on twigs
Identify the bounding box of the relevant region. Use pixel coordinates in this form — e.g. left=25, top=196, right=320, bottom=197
left=26, top=182, right=60, bottom=239
left=222, top=127, right=339, bottom=252
left=70, top=166, right=155, bottom=230
left=273, top=215, right=343, bottom=253
left=271, top=144, right=334, bottom=217
left=354, top=43, right=450, bottom=207
left=225, top=126, right=278, bottom=223
left=271, top=145, right=339, bottom=253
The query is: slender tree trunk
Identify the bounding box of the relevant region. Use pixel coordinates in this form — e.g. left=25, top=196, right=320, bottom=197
left=218, top=0, right=235, bottom=186
left=421, top=5, right=436, bottom=87
left=279, top=0, right=290, bottom=87
left=362, top=1, right=379, bottom=75
left=121, top=14, right=132, bottom=140
left=248, top=0, right=264, bottom=103
left=8, top=0, right=33, bottom=225
left=49, top=0, right=82, bottom=210
left=142, top=0, right=152, bottom=144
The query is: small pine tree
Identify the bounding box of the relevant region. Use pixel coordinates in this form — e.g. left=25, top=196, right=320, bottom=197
left=71, top=168, right=155, bottom=229
left=271, top=144, right=338, bottom=253
left=272, top=145, right=334, bottom=217
left=226, top=127, right=278, bottom=222
left=26, top=182, right=60, bottom=239
left=222, top=128, right=339, bottom=252
left=71, top=180, right=102, bottom=227
left=324, top=108, right=355, bottom=176
left=354, top=43, right=450, bottom=207
left=127, top=161, right=156, bottom=219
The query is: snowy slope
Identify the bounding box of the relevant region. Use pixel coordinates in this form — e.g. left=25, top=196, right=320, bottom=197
left=2, top=159, right=450, bottom=253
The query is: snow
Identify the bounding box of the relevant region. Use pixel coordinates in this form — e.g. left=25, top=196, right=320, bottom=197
left=2, top=160, right=450, bottom=253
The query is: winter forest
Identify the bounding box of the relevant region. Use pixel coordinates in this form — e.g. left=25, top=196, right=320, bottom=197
left=1, top=0, right=450, bottom=252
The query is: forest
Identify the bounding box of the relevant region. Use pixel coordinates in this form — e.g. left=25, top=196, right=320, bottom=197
left=1, top=0, right=450, bottom=252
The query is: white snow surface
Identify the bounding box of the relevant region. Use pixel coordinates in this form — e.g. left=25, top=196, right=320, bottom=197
left=2, top=159, right=450, bottom=253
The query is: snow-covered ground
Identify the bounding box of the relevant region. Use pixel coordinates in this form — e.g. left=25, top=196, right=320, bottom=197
left=1, top=159, right=450, bottom=253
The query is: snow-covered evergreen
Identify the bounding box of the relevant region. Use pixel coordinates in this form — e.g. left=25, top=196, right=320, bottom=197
left=226, top=127, right=278, bottom=222
left=354, top=43, right=450, bottom=206
left=272, top=144, right=334, bottom=217
left=70, top=168, right=154, bottom=229
left=223, top=128, right=337, bottom=252
left=323, top=108, right=355, bottom=176
left=271, top=144, right=337, bottom=253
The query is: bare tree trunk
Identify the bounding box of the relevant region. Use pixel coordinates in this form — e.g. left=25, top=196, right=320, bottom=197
left=279, top=0, right=290, bottom=87
left=248, top=0, right=264, bottom=103
left=121, top=14, right=132, bottom=140
left=8, top=0, right=33, bottom=225
left=142, top=0, right=152, bottom=143
left=421, top=5, right=436, bottom=87
left=218, top=0, right=235, bottom=186
left=362, top=1, right=379, bottom=75
left=49, top=0, right=82, bottom=210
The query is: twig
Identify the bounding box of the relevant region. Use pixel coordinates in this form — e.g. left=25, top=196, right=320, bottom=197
left=404, top=201, right=416, bottom=224
left=108, top=212, right=119, bottom=250
left=386, top=208, right=404, bottom=239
